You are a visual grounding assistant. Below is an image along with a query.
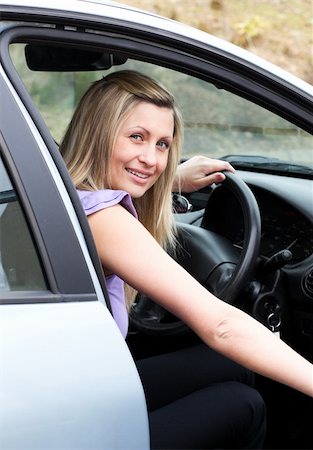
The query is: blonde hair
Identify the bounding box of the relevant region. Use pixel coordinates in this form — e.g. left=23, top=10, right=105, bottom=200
left=60, top=71, right=184, bottom=302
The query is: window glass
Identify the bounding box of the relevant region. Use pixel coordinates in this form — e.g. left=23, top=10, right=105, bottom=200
left=122, top=62, right=312, bottom=166
left=10, top=43, right=312, bottom=167
left=0, top=157, right=46, bottom=292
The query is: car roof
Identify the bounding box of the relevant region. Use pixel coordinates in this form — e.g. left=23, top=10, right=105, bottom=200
left=1, top=0, right=312, bottom=96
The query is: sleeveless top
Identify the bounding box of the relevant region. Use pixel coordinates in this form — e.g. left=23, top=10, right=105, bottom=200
left=77, top=189, right=138, bottom=338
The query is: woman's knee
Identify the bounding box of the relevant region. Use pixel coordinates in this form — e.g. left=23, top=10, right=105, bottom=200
left=230, top=382, right=266, bottom=449
left=194, top=381, right=266, bottom=449
left=149, top=381, right=266, bottom=449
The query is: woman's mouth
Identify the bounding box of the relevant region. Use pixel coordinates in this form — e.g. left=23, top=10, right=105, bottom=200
left=126, top=168, right=150, bottom=180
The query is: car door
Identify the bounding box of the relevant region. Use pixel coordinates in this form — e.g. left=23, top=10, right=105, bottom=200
left=0, top=45, right=149, bottom=450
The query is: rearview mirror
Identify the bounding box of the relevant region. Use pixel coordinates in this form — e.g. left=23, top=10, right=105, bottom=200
left=25, top=43, right=127, bottom=71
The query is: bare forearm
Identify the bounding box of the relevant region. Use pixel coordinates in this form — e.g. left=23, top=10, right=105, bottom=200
left=198, top=303, right=313, bottom=397
left=141, top=255, right=313, bottom=398
left=144, top=258, right=313, bottom=398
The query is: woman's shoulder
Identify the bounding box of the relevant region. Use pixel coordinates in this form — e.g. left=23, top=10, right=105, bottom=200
left=77, top=189, right=137, bottom=218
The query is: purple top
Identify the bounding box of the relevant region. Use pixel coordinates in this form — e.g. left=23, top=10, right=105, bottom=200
left=77, top=189, right=138, bottom=338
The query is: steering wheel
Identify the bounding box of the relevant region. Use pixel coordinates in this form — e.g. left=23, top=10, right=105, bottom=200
left=129, top=171, right=261, bottom=336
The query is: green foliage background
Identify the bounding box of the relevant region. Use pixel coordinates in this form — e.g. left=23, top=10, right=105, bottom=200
left=118, top=0, right=313, bottom=84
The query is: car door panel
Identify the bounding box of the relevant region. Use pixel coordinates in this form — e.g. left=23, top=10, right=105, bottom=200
left=0, top=301, right=149, bottom=449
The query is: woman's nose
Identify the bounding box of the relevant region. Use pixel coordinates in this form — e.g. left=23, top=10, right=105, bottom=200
left=138, top=145, right=157, bottom=166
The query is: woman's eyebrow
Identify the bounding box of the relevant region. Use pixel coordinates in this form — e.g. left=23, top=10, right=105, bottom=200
left=126, top=126, right=173, bottom=140
left=126, top=126, right=148, bottom=132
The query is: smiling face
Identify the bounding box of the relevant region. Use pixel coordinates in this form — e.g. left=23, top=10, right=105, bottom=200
left=109, top=101, right=174, bottom=198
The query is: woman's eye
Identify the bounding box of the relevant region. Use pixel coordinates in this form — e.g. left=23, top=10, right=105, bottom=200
left=158, top=141, right=170, bottom=151
left=131, top=134, right=142, bottom=141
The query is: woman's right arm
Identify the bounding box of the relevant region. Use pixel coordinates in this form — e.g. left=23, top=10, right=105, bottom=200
left=88, top=204, right=313, bottom=398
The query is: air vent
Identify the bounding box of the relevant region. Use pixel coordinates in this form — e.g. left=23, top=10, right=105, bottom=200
left=302, top=267, right=313, bottom=299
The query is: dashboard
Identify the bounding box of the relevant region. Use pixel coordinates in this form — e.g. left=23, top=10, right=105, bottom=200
left=185, top=170, right=313, bottom=266
left=203, top=185, right=313, bottom=264
left=256, top=189, right=313, bottom=263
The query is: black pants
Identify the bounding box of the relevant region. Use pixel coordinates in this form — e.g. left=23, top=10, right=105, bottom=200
left=135, top=344, right=266, bottom=449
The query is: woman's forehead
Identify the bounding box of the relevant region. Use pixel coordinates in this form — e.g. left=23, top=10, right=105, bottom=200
left=122, top=102, right=174, bottom=135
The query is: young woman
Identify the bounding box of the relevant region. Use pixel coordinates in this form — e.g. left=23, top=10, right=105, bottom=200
left=60, top=70, right=312, bottom=449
